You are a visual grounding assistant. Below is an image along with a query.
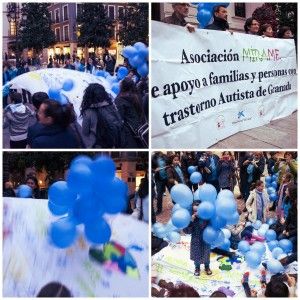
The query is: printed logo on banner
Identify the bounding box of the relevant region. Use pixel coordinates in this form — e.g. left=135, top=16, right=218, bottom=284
left=258, top=105, right=265, bottom=117
left=216, top=115, right=225, bottom=129
left=237, top=111, right=245, bottom=119
left=232, top=111, right=252, bottom=125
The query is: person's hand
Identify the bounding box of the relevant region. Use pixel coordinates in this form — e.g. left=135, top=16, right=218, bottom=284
left=286, top=231, right=289, bottom=237
left=227, top=30, right=234, bottom=35
left=280, top=217, right=285, bottom=225
left=154, top=167, right=160, bottom=172
left=282, top=230, right=287, bottom=235
left=174, top=180, right=179, bottom=185
left=185, top=23, right=195, bottom=33
left=191, top=212, right=197, bottom=221
left=286, top=274, right=296, bottom=287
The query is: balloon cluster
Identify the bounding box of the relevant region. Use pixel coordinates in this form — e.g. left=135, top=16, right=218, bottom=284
left=195, top=2, right=229, bottom=28
left=153, top=167, right=239, bottom=249
left=238, top=221, right=292, bottom=273
left=265, top=173, right=279, bottom=202
left=48, top=78, right=74, bottom=105
left=122, top=42, right=149, bottom=78
left=48, top=155, right=128, bottom=248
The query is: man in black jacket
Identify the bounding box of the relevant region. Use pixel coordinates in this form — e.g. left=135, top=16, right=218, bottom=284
left=205, top=5, right=229, bottom=31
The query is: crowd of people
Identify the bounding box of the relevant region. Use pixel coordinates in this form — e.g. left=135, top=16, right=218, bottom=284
left=162, top=3, right=295, bottom=40
left=151, top=151, right=298, bottom=297
left=3, top=55, right=149, bottom=149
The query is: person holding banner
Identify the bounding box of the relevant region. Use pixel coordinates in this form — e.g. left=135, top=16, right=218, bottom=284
left=277, top=26, right=294, bottom=39
left=244, top=17, right=260, bottom=35
left=205, top=5, right=229, bottom=31
left=260, top=23, right=274, bottom=38
left=162, top=3, right=195, bottom=33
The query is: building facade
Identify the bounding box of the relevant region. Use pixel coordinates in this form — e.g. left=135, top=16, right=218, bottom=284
left=47, top=3, right=127, bottom=64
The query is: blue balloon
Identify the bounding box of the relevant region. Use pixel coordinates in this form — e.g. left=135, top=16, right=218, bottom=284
left=137, top=63, right=148, bottom=78
left=190, top=171, right=202, bottom=184
left=222, top=228, right=231, bottom=239
left=271, top=181, right=278, bottom=189
left=152, top=222, right=164, bottom=234
left=219, top=238, right=230, bottom=251
left=49, top=217, right=77, bottom=248
left=84, top=218, right=111, bottom=244
left=57, top=93, right=68, bottom=105
left=238, top=240, right=250, bottom=254
left=265, top=229, right=277, bottom=241
left=226, top=211, right=239, bottom=225
left=217, top=189, right=235, bottom=201
left=253, top=220, right=262, bottom=230
left=278, top=239, right=293, bottom=253
left=170, top=184, right=193, bottom=208
left=188, top=166, right=197, bottom=174
left=165, top=220, right=177, bottom=233
left=267, top=218, right=276, bottom=226
left=96, top=178, right=128, bottom=214
left=122, top=46, right=138, bottom=59
left=71, top=155, right=93, bottom=168
left=267, top=259, right=284, bottom=274
left=251, top=242, right=266, bottom=256
left=211, top=215, right=227, bottom=229
left=215, top=196, right=237, bottom=220
left=271, top=175, right=278, bottom=182
left=133, top=42, right=147, bottom=51
left=48, top=181, right=75, bottom=206
left=197, top=8, right=212, bottom=28
left=171, top=208, right=191, bottom=229
left=48, top=88, right=61, bottom=100
left=245, top=251, right=261, bottom=268
left=269, top=193, right=278, bottom=202
left=62, top=79, right=74, bottom=91
left=17, top=184, right=32, bottom=198
left=117, top=66, right=129, bottom=80
left=197, top=201, right=215, bottom=220
left=167, top=231, right=181, bottom=243
left=265, top=176, right=272, bottom=183
left=95, top=70, right=106, bottom=77
left=111, top=82, right=120, bottom=94
left=72, top=196, right=104, bottom=224
left=172, top=203, right=182, bottom=213
left=267, top=240, right=279, bottom=251
left=48, top=201, right=69, bottom=216
left=257, top=228, right=267, bottom=237
left=203, top=226, right=219, bottom=244
left=129, top=54, right=144, bottom=68
left=193, top=189, right=200, bottom=201
left=198, top=184, right=217, bottom=202
left=138, top=47, right=149, bottom=60
left=267, top=187, right=276, bottom=195
left=92, top=155, right=116, bottom=183
left=212, top=230, right=225, bottom=247
left=67, top=163, right=93, bottom=194
left=272, top=247, right=284, bottom=259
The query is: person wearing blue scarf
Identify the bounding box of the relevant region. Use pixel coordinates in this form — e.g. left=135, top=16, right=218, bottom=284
left=246, top=180, right=270, bottom=223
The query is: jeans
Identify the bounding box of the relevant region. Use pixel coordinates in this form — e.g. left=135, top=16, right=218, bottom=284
left=194, top=261, right=209, bottom=269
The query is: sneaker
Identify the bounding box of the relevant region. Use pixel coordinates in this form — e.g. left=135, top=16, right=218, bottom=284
left=194, top=267, right=200, bottom=276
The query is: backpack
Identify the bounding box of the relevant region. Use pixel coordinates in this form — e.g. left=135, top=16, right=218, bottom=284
left=125, top=120, right=149, bottom=148
left=95, top=103, right=125, bottom=148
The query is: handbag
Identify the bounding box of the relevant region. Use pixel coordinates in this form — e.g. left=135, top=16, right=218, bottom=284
left=126, top=120, right=149, bottom=148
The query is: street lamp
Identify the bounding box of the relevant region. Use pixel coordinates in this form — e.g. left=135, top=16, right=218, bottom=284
left=6, top=3, right=27, bottom=64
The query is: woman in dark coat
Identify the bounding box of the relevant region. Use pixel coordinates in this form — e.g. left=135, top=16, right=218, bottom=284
left=184, top=203, right=212, bottom=276
left=166, top=154, right=185, bottom=191
left=217, top=151, right=235, bottom=191
left=115, top=77, right=145, bottom=148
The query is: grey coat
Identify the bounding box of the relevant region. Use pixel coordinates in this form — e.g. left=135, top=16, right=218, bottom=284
left=81, top=108, right=98, bottom=148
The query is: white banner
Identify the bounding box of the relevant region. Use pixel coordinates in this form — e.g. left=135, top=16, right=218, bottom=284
left=151, top=21, right=297, bottom=148
left=3, top=197, right=148, bottom=297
